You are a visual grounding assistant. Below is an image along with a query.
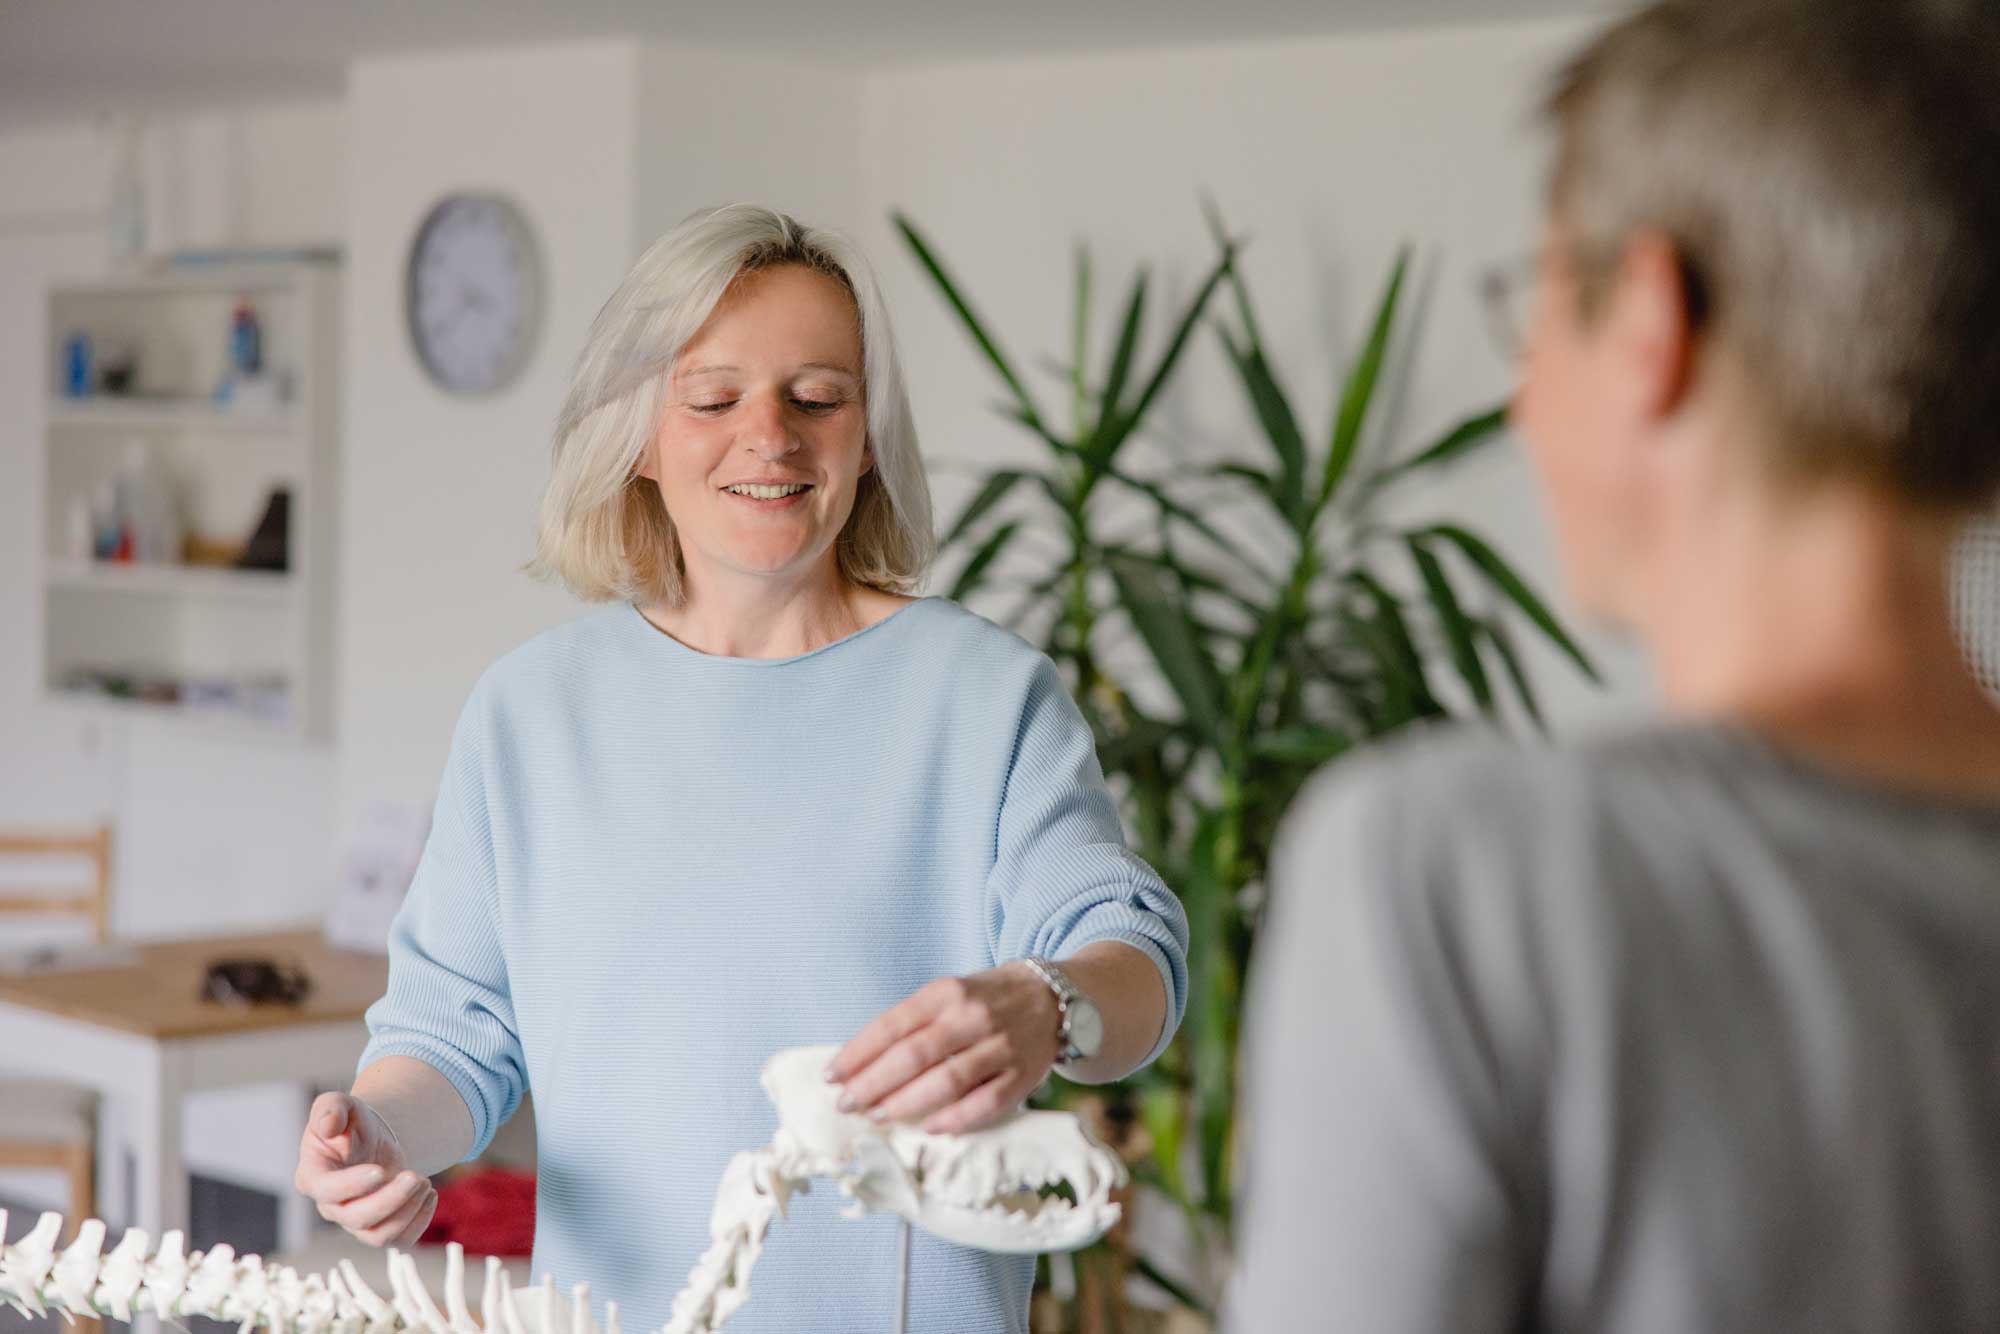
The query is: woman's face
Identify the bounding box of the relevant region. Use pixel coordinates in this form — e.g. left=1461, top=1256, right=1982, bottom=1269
left=640, top=263, right=870, bottom=591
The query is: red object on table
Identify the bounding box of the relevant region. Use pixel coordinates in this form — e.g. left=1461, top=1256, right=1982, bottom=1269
left=419, top=1167, right=536, bottom=1257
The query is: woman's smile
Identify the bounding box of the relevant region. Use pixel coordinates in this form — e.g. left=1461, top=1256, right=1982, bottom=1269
left=720, top=479, right=816, bottom=510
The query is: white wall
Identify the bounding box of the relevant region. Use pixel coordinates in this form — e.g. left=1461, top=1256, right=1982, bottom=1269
left=862, top=16, right=1650, bottom=728
left=634, top=47, right=867, bottom=244
left=336, top=41, right=638, bottom=823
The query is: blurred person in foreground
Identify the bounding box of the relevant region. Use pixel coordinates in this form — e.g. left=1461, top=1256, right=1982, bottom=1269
left=1230, top=1, right=2000, bottom=1330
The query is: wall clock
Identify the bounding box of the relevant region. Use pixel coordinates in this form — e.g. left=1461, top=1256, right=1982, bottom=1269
left=405, top=192, right=542, bottom=395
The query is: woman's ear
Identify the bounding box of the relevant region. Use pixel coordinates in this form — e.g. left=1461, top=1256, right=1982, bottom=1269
left=1608, top=230, right=1699, bottom=422
left=861, top=438, right=876, bottom=478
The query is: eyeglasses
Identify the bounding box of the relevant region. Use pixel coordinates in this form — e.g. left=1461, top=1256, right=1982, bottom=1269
left=1479, top=253, right=1543, bottom=362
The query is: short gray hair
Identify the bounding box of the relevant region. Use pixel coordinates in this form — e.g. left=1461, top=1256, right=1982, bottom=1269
left=1544, top=0, right=2000, bottom=510
left=531, top=204, right=935, bottom=605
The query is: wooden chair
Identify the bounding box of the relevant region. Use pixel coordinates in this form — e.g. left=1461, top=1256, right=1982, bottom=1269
left=0, top=825, right=112, bottom=1234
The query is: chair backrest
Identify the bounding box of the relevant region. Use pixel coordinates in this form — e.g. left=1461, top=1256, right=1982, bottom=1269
left=0, top=826, right=113, bottom=943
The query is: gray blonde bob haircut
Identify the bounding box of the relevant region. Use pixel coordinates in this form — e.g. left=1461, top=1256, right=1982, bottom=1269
left=531, top=204, right=935, bottom=606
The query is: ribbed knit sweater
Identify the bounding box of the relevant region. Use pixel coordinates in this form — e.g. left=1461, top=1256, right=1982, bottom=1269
left=360, top=596, right=1190, bottom=1334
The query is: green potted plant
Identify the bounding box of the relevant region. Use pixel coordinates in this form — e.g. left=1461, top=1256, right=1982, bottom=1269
left=897, top=206, right=1599, bottom=1329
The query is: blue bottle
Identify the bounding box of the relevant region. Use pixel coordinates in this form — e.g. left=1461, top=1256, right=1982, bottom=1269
left=63, top=332, right=92, bottom=397
left=230, top=300, right=262, bottom=375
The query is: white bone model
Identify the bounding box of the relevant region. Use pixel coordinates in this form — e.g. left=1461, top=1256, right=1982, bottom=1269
left=0, top=1046, right=1125, bottom=1334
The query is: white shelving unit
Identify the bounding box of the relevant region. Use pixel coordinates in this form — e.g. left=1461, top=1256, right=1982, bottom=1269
left=38, top=261, right=340, bottom=742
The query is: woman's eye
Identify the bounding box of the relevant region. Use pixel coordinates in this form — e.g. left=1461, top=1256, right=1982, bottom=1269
left=690, top=401, right=734, bottom=414
left=792, top=397, right=842, bottom=413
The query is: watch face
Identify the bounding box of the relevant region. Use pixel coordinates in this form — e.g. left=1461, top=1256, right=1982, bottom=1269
left=406, top=192, right=541, bottom=395
left=1067, top=996, right=1106, bottom=1060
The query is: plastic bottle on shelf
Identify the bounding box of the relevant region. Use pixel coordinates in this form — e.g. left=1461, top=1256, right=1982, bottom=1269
left=91, top=480, right=119, bottom=560
left=116, top=441, right=182, bottom=564
left=230, top=298, right=263, bottom=374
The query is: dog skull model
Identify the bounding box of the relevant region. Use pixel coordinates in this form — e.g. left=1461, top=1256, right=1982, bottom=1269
left=663, top=1045, right=1126, bottom=1332
left=0, top=1047, right=1124, bottom=1334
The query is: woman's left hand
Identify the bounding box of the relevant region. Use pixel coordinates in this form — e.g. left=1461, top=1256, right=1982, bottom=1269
left=826, top=963, right=1060, bottom=1134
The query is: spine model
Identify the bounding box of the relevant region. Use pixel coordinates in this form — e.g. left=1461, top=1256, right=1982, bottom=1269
left=0, top=1211, right=599, bottom=1334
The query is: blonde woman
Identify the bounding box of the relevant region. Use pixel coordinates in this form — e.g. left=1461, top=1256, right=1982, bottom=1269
left=291, top=206, right=1188, bottom=1333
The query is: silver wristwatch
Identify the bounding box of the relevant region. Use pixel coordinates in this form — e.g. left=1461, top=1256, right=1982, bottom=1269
left=1019, top=955, right=1104, bottom=1067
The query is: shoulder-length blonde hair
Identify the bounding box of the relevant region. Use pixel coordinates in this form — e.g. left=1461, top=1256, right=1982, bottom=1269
left=530, top=204, right=935, bottom=606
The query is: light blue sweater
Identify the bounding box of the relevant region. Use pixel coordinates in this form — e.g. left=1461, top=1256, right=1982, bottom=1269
left=360, top=597, right=1190, bottom=1334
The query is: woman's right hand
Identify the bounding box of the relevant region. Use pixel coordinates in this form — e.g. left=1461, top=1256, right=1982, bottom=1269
left=294, top=1091, right=438, bottom=1247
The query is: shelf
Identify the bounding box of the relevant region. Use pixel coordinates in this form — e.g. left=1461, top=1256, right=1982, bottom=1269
left=45, top=559, right=295, bottom=604
left=47, top=397, right=300, bottom=435
left=49, top=262, right=330, bottom=302
left=42, top=261, right=337, bottom=744
left=42, top=688, right=298, bottom=740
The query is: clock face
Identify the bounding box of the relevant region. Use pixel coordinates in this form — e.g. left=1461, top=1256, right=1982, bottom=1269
left=405, top=193, right=541, bottom=395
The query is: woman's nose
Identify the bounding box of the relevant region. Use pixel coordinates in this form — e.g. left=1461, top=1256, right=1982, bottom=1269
left=742, top=391, right=800, bottom=457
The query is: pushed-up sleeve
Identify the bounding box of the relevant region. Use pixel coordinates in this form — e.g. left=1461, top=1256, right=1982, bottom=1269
left=359, top=686, right=526, bottom=1161
left=986, top=657, right=1190, bottom=1067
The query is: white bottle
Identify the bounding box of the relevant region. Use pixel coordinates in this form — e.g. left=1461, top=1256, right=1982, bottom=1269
left=119, top=442, right=182, bottom=564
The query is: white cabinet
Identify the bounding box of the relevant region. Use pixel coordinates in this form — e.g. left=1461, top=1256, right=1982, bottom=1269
left=38, top=263, right=340, bottom=741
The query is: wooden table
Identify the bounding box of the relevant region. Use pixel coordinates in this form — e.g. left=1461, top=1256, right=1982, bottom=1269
left=0, top=927, right=386, bottom=1334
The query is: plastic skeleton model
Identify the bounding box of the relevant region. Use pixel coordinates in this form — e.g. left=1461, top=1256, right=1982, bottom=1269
left=0, top=1212, right=593, bottom=1334
left=663, top=1045, right=1126, bottom=1332
left=0, top=1046, right=1124, bottom=1334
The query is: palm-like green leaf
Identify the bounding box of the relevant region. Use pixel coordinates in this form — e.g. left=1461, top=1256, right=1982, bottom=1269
left=1070, top=243, right=1092, bottom=438
left=1215, top=325, right=1307, bottom=520
left=948, top=520, right=1022, bottom=601
left=1108, top=465, right=1270, bottom=582
left=1422, top=523, right=1602, bottom=683
left=941, top=470, right=1028, bottom=547
left=1345, top=570, right=1443, bottom=724
left=1089, top=243, right=1238, bottom=465
left=1108, top=554, right=1229, bottom=744
left=1482, top=617, right=1546, bottom=731
left=1095, top=271, right=1149, bottom=446
left=1321, top=248, right=1409, bottom=507
left=1408, top=536, right=1495, bottom=714
left=1251, top=725, right=1352, bottom=766
left=1375, top=405, right=1509, bottom=484
left=895, top=213, right=1046, bottom=432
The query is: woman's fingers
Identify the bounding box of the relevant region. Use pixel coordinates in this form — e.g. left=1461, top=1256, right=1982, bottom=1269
left=309, top=1091, right=353, bottom=1141
left=838, top=995, right=995, bottom=1114
left=395, top=1186, right=440, bottom=1248
left=300, top=1161, right=390, bottom=1206
left=320, top=1170, right=428, bottom=1232
left=356, top=1180, right=435, bottom=1249
left=922, top=1068, right=1030, bottom=1135
left=869, top=1033, right=1013, bottom=1125
left=827, top=978, right=959, bottom=1084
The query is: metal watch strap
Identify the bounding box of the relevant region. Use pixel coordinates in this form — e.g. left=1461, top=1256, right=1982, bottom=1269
left=1020, top=955, right=1083, bottom=1062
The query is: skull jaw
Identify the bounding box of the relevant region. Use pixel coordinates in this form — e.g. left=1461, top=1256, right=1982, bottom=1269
left=879, top=1195, right=1121, bottom=1254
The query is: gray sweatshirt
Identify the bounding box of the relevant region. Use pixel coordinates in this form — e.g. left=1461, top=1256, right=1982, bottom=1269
left=1228, top=723, right=2000, bottom=1333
